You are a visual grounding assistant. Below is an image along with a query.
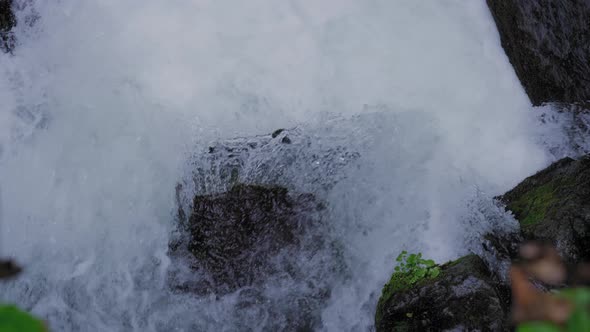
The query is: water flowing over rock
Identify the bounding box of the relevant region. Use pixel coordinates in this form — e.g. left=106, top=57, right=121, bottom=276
left=500, top=156, right=590, bottom=263
left=175, top=128, right=359, bottom=220
left=169, top=130, right=355, bottom=330
left=487, top=0, right=590, bottom=106
left=169, top=184, right=344, bottom=330
left=375, top=255, right=509, bottom=331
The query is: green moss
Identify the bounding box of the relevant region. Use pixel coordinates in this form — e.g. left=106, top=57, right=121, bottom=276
left=444, top=254, right=477, bottom=268
left=507, top=182, right=559, bottom=226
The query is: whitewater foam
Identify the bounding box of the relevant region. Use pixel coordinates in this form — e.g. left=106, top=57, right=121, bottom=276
left=0, top=1, right=564, bottom=330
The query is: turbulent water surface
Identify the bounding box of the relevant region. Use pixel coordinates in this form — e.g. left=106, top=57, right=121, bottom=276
left=0, top=1, right=582, bottom=331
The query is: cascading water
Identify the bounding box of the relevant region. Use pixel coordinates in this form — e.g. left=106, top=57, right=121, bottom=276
left=0, top=0, right=578, bottom=331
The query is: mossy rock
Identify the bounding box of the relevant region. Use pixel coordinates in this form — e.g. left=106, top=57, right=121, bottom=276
left=375, top=255, right=508, bottom=331
left=500, top=156, right=590, bottom=263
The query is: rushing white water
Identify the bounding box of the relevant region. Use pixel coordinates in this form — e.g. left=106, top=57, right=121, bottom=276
left=0, top=0, right=570, bottom=331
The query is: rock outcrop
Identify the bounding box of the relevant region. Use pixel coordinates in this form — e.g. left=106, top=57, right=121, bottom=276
left=172, top=184, right=332, bottom=292
left=169, top=128, right=359, bottom=330
left=0, top=0, right=14, bottom=53
left=375, top=255, right=509, bottom=331
left=500, top=156, right=590, bottom=264
left=169, top=184, right=344, bottom=330
left=487, top=0, right=590, bottom=106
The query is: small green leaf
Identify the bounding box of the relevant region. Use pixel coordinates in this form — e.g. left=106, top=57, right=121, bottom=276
left=416, top=269, right=426, bottom=279
left=396, top=252, right=405, bottom=262
left=516, top=322, right=560, bottom=332
left=568, top=307, right=590, bottom=332
left=560, top=287, right=590, bottom=305
left=0, top=305, right=46, bottom=332
left=394, top=266, right=400, bottom=272
left=423, top=259, right=436, bottom=267
left=429, top=268, right=441, bottom=278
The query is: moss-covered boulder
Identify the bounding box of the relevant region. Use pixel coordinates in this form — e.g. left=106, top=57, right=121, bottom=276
left=0, top=0, right=15, bottom=53
left=500, top=156, right=590, bottom=263
left=487, top=0, right=590, bottom=106
left=375, top=255, right=508, bottom=331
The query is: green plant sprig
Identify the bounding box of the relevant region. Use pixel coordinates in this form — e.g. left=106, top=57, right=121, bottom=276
left=394, top=251, right=441, bottom=285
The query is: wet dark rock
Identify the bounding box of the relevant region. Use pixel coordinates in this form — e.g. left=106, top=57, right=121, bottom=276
left=0, top=0, right=15, bottom=52
left=500, top=156, right=590, bottom=263
left=271, top=128, right=285, bottom=138
left=0, top=259, right=21, bottom=280
left=482, top=232, right=521, bottom=264
left=481, top=230, right=522, bottom=285
left=375, top=255, right=509, bottom=331
left=169, top=184, right=344, bottom=330
left=178, top=184, right=328, bottom=291
left=487, top=0, right=590, bottom=106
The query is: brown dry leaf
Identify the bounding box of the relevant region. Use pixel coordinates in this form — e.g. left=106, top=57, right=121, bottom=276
left=511, top=265, right=573, bottom=324
left=519, top=242, right=566, bottom=285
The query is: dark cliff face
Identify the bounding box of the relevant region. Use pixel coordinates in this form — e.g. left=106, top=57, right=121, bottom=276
left=0, top=0, right=15, bottom=53
left=487, top=0, right=590, bottom=106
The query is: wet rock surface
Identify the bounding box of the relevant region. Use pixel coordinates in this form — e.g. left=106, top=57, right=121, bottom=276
left=487, top=0, right=590, bottom=106
left=500, top=156, right=590, bottom=263
left=375, top=255, right=509, bottom=332
left=0, top=0, right=15, bottom=52
left=169, top=184, right=344, bottom=331
left=168, top=128, right=359, bottom=330
left=173, top=184, right=330, bottom=292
